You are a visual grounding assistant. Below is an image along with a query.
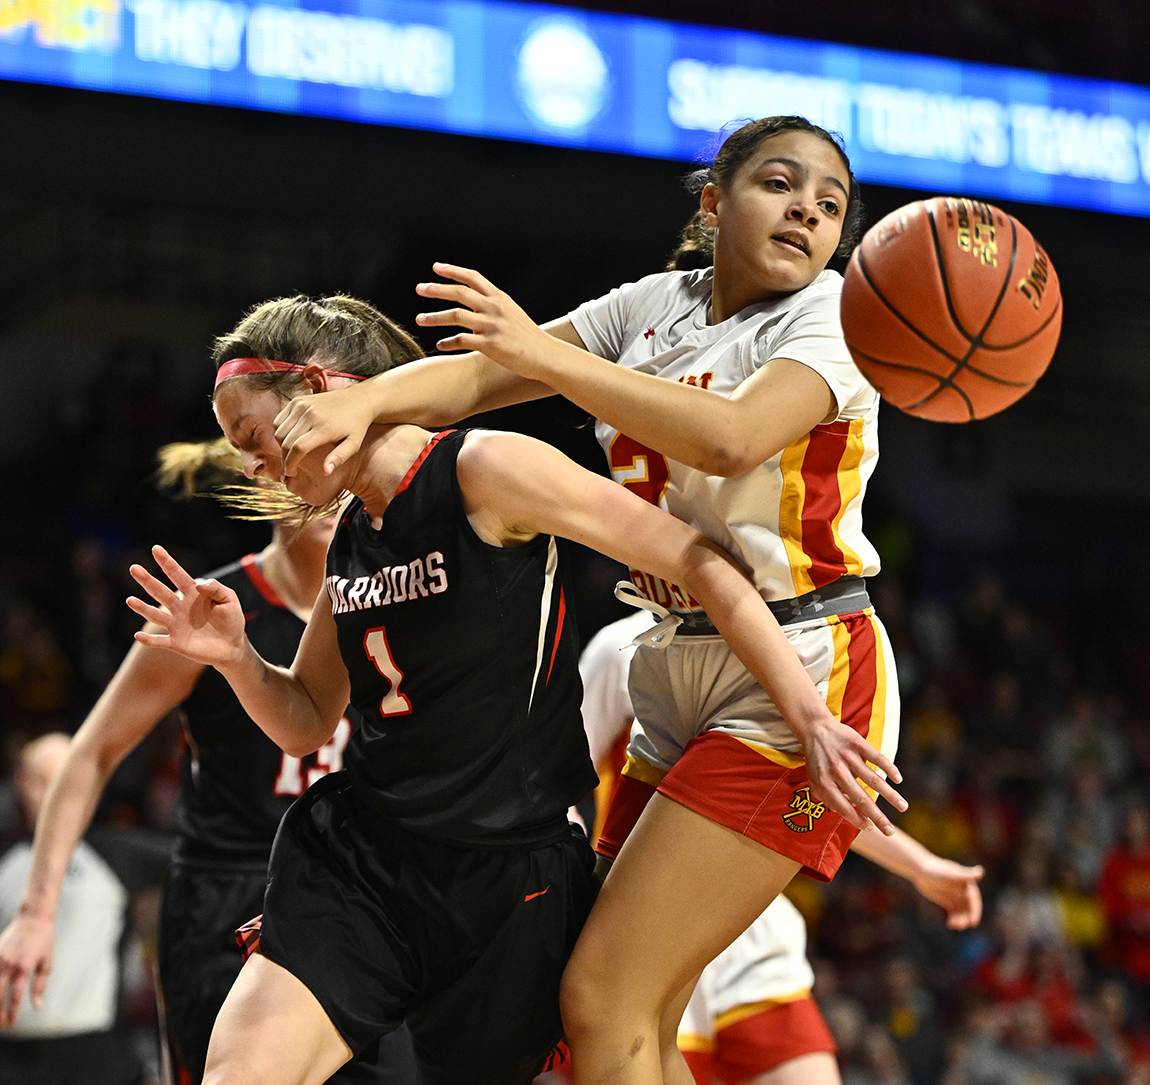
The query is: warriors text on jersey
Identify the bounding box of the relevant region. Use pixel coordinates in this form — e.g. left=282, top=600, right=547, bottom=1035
left=172, top=554, right=351, bottom=859
left=568, top=267, right=881, bottom=611
left=327, top=429, right=596, bottom=846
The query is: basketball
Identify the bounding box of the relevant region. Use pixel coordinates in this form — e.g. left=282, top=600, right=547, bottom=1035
left=840, top=197, right=1062, bottom=422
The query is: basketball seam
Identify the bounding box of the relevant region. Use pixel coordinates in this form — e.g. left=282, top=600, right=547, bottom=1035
left=846, top=346, right=1034, bottom=389
left=852, top=245, right=977, bottom=419
left=909, top=202, right=1020, bottom=419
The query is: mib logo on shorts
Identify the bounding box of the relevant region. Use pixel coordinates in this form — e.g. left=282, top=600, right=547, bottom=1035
left=782, top=786, right=825, bottom=833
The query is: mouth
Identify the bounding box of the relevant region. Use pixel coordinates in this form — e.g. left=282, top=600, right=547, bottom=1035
left=773, top=232, right=810, bottom=256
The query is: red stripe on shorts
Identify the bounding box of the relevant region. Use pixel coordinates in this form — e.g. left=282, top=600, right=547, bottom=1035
left=595, top=772, right=658, bottom=860
left=840, top=612, right=880, bottom=741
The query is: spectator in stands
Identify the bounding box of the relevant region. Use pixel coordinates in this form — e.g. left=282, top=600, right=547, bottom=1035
left=1097, top=798, right=1150, bottom=1026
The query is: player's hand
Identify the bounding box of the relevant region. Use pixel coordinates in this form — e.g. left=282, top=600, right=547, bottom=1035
left=127, top=546, right=248, bottom=669
left=796, top=715, right=907, bottom=835
left=415, top=263, right=554, bottom=377
left=274, top=383, right=375, bottom=479
left=0, top=913, right=55, bottom=1027
left=911, top=854, right=985, bottom=929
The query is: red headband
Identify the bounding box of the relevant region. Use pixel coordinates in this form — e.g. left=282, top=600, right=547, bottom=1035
left=214, top=357, right=367, bottom=390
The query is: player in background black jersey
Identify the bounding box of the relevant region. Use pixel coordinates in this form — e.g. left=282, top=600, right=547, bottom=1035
left=0, top=438, right=417, bottom=1085
left=125, top=292, right=902, bottom=1085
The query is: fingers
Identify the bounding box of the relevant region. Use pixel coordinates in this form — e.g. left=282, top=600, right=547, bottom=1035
left=0, top=971, right=25, bottom=1027
left=29, top=964, right=49, bottom=1010
left=807, top=778, right=876, bottom=834
left=426, top=262, right=495, bottom=293
left=325, top=438, right=358, bottom=477
left=414, top=279, right=485, bottom=308
left=129, top=562, right=180, bottom=611
left=151, top=545, right=198, bottom=594
left=432, top=333, right=481, bottom=355
left=126, top=596, right=170, bottom=629
left=415, top=306, right=482, bottom=332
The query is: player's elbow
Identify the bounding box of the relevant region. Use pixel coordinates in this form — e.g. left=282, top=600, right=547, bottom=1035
left=692, top=439, right=762, bottom=477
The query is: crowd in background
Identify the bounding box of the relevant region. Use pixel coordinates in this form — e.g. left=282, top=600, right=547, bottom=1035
left=1, top=349, right=1149, bottom=1085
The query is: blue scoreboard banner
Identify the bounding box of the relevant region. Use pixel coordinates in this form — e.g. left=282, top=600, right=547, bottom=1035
left=4, top=0, right=1150, bottom=216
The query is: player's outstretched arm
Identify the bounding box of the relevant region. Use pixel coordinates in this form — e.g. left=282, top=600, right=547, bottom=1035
left=128, top=546, right=349, bottom=757
left=456, top=431, right=906, bottom=835
left=416, top=263, right=837, bottom=476
left=851, top=825, right=984, bottom=929
left=273, top=334, right=565, bottom=479
left=0, top=641, right=203, bottom=1026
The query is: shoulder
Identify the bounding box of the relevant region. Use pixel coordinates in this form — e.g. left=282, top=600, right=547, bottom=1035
left=777, top=270, right=844, bottom=321
left=455, top=428, right=536, bottom=485
left=573, top=269, right=707, bottom=322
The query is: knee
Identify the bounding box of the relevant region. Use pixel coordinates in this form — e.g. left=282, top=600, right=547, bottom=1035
left=560, top=950, right=612, bottom=1042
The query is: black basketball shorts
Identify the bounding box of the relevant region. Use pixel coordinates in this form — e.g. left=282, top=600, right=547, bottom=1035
left=160, top=846, right=419, bottom=1085
left=258, top=771, right=598, bottom=1085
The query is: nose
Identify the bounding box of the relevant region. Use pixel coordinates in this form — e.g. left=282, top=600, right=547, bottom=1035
left=239, top=449, right=263, bottom=479
left=787, top=202, right=819, bottom=227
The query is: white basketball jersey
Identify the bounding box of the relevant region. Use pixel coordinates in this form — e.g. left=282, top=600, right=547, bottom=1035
left=569, top=268, right=881, bottom=611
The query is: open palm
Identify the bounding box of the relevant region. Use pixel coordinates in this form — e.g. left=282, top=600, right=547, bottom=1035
left=127, top=545, right=247, bottom=668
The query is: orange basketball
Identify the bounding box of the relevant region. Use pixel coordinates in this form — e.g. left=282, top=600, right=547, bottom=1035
left=840, top=196, right=1062, bottom=422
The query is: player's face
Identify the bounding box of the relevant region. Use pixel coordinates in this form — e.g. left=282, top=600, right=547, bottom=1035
left=215, top=382, right=344, bottom=506
left=705, top=129, right=849, bottom=301
left=214, top=382, right=288, bottom=481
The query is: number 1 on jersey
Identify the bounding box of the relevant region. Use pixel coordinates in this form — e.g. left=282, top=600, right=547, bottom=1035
left=364, top=626, right=413, bottom=716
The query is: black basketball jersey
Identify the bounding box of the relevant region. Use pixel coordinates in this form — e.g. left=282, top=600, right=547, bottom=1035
left=171, top=555, right=353, bottom=859
left=328, top=429, right=597, bottom=846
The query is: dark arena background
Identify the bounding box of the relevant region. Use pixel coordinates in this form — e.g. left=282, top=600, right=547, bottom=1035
left=1, top=1, right=1150, bottom=1082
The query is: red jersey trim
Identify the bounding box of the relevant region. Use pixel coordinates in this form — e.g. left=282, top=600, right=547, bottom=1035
left=241, top=554, right=288, bottom=609
left=544, top=585, right=567, bottom=686
left=394, top=430, right=456, bottom=498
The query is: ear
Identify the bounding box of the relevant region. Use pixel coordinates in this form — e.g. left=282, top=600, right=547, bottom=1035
left=299, top=362, right=331, bottom=393
left=699, top=182, right=720, bottom=228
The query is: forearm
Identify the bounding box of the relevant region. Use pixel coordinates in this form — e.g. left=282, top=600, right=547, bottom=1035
left=217, top=641, right=337, bottom=757
left=679, top=543, right=830, bottom=731
left=516, top=337, right=754, bottom=475
left=364, top=353, right=554, bottom=427
left=18, top=749, right=115, bottom=921
left=850, top=824, right=928, bottom=879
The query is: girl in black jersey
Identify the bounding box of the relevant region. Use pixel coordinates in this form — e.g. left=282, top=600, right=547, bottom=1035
left=123, top=292, right=876, bottom=1085
left=0, top=440, right=416, bottom=1085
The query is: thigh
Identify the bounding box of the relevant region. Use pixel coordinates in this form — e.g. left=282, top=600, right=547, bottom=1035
left=409, top=829, right=598, bottom=1085
left=202, top=952, right=353, bottom=1085
left=258, top=777, right=418, bottom=1057
left=566, top=794, right=801, bottom=1023
left=158, top=858, right=269, bottom=1081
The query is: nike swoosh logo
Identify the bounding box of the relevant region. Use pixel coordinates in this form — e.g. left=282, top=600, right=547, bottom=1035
left=524, top=886, right=551, bottom=902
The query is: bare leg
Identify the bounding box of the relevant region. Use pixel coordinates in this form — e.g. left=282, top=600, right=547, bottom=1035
left=202, top=952, right=354, bottom=1085
left=660, top=977, right=702, bottom=1085
left=561, top=794, right=800, bottom=1085
left=742, top=1051, right=840, bottom=1085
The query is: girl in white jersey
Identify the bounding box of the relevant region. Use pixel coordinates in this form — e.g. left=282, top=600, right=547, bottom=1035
left=271, top=116, right=906, bottom=1085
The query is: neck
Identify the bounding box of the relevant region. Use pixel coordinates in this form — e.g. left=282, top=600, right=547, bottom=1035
left=708, top=247, right=790, bottom=325
left=344, top=424, right=435, bottom=526
left=259, top=527, right=330, bottom=620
